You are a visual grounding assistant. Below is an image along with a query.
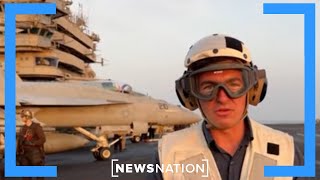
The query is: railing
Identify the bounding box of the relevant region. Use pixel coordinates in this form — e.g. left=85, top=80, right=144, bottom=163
left=17, top=66, right=64, bottom=78
left=0, top=34, right=51, bottom=48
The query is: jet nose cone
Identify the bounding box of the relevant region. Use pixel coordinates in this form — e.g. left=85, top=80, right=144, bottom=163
left=185, top=111, right=201, bottom=124
left=165, top=104, right=201, bottom=126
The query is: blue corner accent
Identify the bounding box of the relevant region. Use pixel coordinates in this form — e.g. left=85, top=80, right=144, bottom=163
left=263, top=3, right=315, bottom=177
left=4, top=3, right=57, bottom=177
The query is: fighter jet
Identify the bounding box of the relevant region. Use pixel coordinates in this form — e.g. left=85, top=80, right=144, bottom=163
left=0, top=70, right=200, bottom=160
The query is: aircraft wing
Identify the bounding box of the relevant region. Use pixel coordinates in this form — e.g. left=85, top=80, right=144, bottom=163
left=18, top=95, right=130, bottom=106
left=15, top=81, right=132, bottom=106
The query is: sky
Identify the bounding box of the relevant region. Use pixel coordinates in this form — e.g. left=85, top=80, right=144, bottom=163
left=71, top=0, right=319, bottom=124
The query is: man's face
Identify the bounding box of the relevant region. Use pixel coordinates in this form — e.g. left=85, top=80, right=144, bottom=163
left=20, top=115, right=28, bottom=124
left=197, top=69, right=247, bottom=129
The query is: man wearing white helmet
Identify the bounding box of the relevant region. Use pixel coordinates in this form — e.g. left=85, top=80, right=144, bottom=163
left=153, top=34, right=306, bottom=180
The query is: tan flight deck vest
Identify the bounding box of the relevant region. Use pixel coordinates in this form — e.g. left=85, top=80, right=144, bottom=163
left=158, top=119, right=294, bottom=180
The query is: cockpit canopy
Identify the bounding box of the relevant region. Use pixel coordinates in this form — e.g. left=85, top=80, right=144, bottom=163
left=80, top=79, right=135, bottom=94
left=100, top=80, right=133, bottom=93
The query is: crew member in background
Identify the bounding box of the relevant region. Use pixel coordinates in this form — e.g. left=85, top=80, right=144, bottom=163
left=17, top=109, right=46, bottom=180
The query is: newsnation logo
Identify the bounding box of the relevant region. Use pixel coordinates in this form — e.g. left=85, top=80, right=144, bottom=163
left=111, top=159, right=209, bottom=177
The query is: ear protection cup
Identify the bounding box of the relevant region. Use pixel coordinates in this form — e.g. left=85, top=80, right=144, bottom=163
left=248, top=67, right=268, bottom=106
left=175, top=78, right=198, bottom=110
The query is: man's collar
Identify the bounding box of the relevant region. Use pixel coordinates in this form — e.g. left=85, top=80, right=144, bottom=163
left=202, top=116, right=254, bottom=150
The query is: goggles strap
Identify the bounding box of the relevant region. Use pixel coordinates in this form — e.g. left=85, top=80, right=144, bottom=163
left=241, top=94, right=250, bottom=120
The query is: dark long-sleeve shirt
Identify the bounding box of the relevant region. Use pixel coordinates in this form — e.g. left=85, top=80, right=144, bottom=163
left=17, top=122, right=46, bottom=153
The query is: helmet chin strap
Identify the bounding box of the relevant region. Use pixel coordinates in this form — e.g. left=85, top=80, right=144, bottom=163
left=199, top=94, right=249, bottom=129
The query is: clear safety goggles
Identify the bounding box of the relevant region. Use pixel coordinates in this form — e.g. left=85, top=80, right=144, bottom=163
left=184, top=63, right=258, bottom=101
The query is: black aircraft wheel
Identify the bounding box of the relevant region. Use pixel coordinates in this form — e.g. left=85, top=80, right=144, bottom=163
left=99, top=147, right=111, bottom=160
left=131, top=136, right=141, bottom=143
left=93, top=151, right=102, bottom=161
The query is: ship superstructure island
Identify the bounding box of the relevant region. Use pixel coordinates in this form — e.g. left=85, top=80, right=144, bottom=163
left=0, top=0, right=101, bottom=81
